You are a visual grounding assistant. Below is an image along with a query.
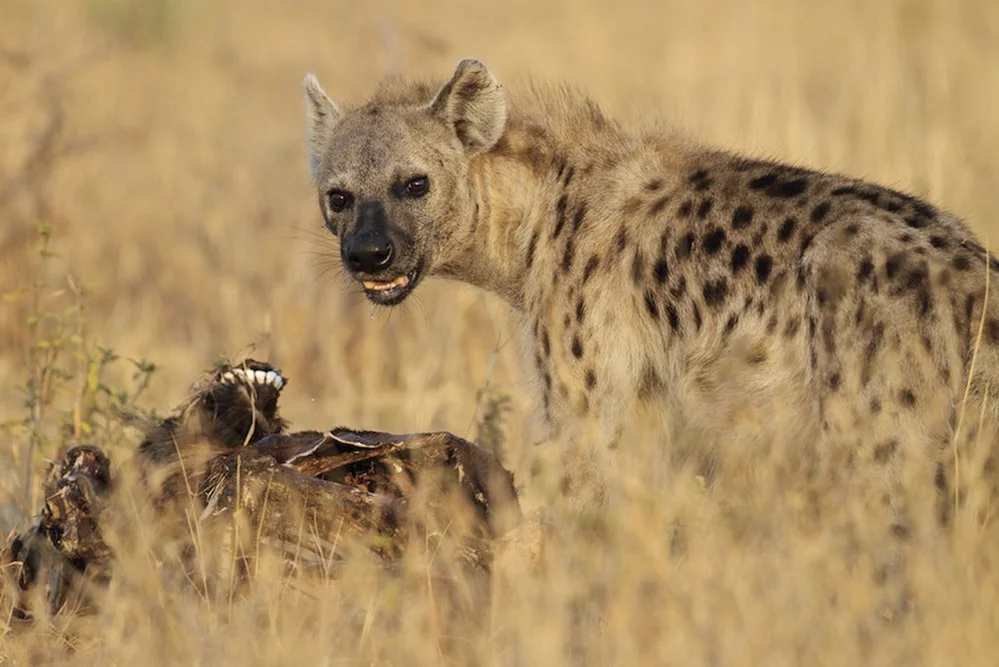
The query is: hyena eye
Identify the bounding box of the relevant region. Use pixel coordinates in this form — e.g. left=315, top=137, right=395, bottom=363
left=328, top=190, right=353, bottom=213
left=404, top=176, right=429, bottom=198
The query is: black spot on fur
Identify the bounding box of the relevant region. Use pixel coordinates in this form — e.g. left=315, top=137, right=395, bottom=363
left=785, top=317, right=801, bottom=338
left=666, top=303, right=680, bottom=332
left=731, top=245, right=750, bottom=272
left=541, top=329, right=550, bottom=357
left=571, top=336, right=583, bottom=359
left=645, top=179, right=663, bottom=192
left=810, top=201, right=831, bottom=223
left=857, top=257, right=874, bottom=282
left=703, top=228, right=726, bottom=255
left=777, top=218, right=796, bottom=242
left=908, top=267, right=933, bottom=316
left=585, top=369, right=596, bottom=390
left=768, top=178, right=809, bottom=198
left=658, top=230, right=671, bottom=253
left=649, top=196, right=671, bottom=216
left=905, top=215, right=929, bottom=229
left=845, top=224, right=859, bottom=236
left=748, top=173, right=778, bottom=190
left=572, top=203, right=587, bottom=233
left=670, top=276, right=687, bottom=299
left=732, top=205, right=754, bottom=230
left=929, top=235, right=948, bottom=249
left=755, top=255, right=773, bottom=284
left=702, top=279, right=728, bottom=308
left=899, top=389, right=916, bottom=407
left=526, top=231, right=539, bottom=268
left=690, top=169, right=710, bottom=184
left=678, top=200, right=693, bottom=218
left=693, top=304, right=703, bottom=330
left=553, top=195, right=569, bottom=237
left=583, top=255, right=600, bottom=283
left=873, top=440, right=898, bottom=464
left=697, top=199, right=714, bottom=219
left=829, top=372, right=841, bottom=392
left=576, top=298, right=585, bottom=324
left=723, top=314, right=739, bottom=336
left=653, top=258, right=669, bottom=284
left=562, top=165, right=575, bottom=187
left=644, top=291, right=659, bottom=320
left=562, top=237, right=575, bottom=272
left=830, top=184, right=914, bottom=215
left=885, top=252, right=905, bottom=279
left=615, top=227, right=628, bottom=254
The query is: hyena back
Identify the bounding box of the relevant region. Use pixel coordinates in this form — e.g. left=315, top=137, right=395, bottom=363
left=303, top=59, right=999, bottom=520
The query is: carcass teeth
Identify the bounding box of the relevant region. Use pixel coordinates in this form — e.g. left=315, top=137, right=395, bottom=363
left=223, top=372, right=235, bottom=383
left=254, top=370, right=267, bottom=384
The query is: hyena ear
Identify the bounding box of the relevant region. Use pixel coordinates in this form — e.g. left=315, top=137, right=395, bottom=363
left=303, top=73, right=342, bottom=181
left=428, top=59, right=507, bottom=155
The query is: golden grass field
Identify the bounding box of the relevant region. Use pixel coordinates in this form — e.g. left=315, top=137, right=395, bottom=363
left=2, top=0, right=999, bottom=664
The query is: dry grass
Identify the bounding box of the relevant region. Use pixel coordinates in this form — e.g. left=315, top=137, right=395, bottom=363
left=2, top=0, right=999, bottom=664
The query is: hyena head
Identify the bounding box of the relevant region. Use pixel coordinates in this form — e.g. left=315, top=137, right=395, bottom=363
left=304, top=59, right=507, bottom=306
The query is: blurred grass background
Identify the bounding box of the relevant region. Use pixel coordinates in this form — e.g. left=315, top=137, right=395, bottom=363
left=1, top=0, right=998, bottom=664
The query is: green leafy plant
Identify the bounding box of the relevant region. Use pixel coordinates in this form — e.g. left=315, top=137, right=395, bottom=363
left=1, top=222, right=159, bottom=517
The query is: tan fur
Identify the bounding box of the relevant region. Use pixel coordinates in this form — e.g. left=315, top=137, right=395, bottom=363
left=304, top=59, right=999, bottom=522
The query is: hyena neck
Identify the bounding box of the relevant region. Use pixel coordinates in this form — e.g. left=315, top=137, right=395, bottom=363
left=432, top=143, right=541, bottom=308
left=434, top=119, right=586, bottom=311
left=432, top=86, right=621, bottom=309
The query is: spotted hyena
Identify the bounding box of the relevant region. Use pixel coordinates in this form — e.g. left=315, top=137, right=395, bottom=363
left=303, top=59, right=999, bottom=521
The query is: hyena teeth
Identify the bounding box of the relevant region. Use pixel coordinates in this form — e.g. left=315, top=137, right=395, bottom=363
left=254, top=370, right=267, bottom=384
left=223, top=372, right=235, bottom=383
left=272, top=376, right=284, bottom=389
left=265, top=371, right=277, bottom=385
left=362, top=275, right=410, bottom=291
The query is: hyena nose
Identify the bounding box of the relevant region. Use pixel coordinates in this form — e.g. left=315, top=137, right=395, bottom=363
left=346, top=233, right=394, bottom=273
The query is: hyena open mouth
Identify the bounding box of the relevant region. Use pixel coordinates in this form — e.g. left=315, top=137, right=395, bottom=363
left=360, top=263, right=423, bottom=306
